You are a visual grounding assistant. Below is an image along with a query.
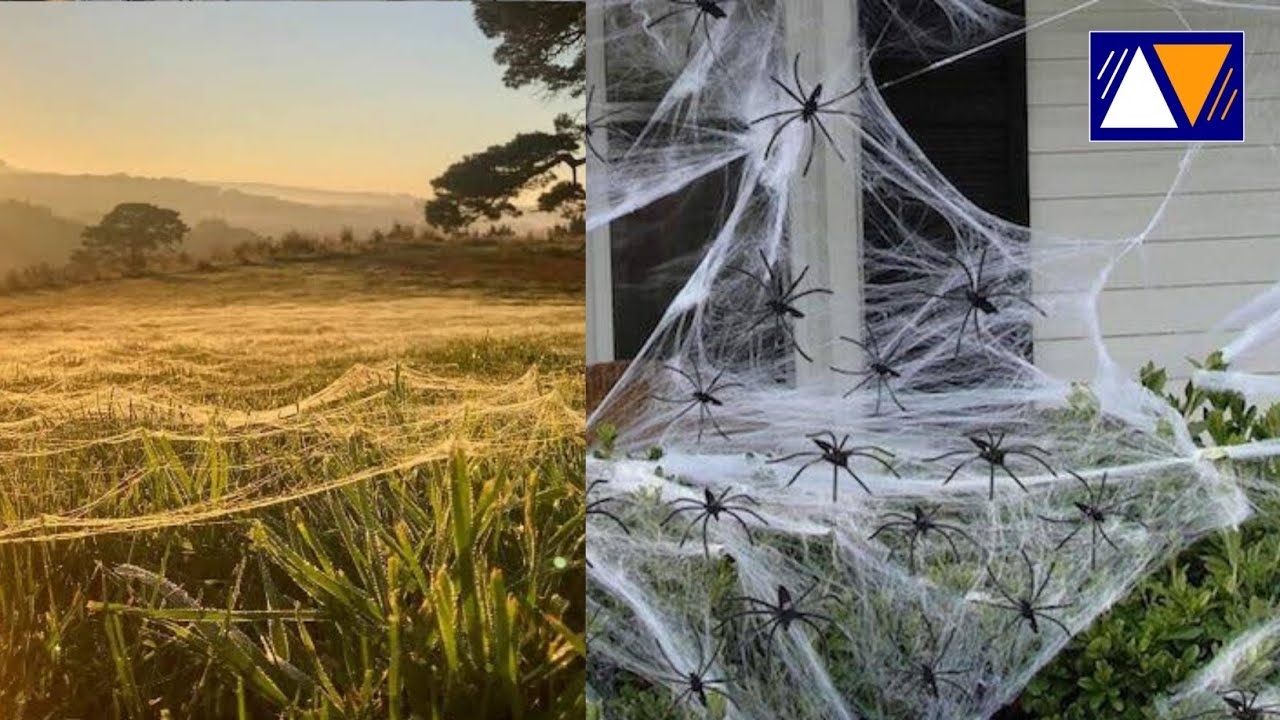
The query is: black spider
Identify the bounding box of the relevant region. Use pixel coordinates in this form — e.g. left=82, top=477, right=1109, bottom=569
left=971, top=549, right=1071, bottom=636
left=651, top=360, right=742, bottom=443
left=916, top=246, right=1046, bottom=356
left=1038, top=470, right=1146, bottom=571
left=726, top=250, right=832, bottom=362
left=653, top=638, right=735, bottom=711
left=897, top=615, right=975, bottom=701
left=661, top=487, right=768, bottom=558
left=645, top=0, right=734, bottom=59
left=750, top=53, right=864, bottom=176
left=831, top=331, right=907, bottom=414
left=1180, top=690, right=1280, bottom=719
left=717, top=581, right=834, bottom=646
left=766, top=430, right=898, bottom=502
left=869, top=504, right=979, bottom=573
left=584, top=85, right=625, bottom=164
left=587, top=480, right=630, bottom=534
left=586, top=480, right=629, bottom=567
left=925, top=430, right=1055, bottom=500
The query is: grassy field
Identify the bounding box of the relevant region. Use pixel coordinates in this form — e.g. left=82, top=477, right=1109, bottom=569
left=0, top=239, right=585, bottom=719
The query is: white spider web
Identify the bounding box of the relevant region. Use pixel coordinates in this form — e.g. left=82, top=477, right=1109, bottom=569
left=586, top=1, right=1280, bottom=717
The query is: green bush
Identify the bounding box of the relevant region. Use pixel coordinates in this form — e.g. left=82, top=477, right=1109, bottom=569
left=1016, top=353, right=1280, bottom=719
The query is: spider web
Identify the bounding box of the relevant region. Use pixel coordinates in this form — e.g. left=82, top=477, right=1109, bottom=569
left=586, top=1, right=1280, bottom=717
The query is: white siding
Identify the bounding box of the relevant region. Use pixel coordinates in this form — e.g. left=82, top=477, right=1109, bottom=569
left=1027, top=1, right=1280, bottom=384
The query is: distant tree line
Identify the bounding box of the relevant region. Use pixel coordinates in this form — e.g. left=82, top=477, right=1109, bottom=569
left=1, top=201, right=576, bottom=294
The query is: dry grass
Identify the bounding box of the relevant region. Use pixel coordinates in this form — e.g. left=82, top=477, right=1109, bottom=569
left=0, top=243, right=585, bottom=719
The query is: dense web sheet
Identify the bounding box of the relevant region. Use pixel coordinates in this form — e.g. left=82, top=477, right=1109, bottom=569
left=587, top=0, right=1280, bottom=717
left=1156, top=617, right=1280, bottom=719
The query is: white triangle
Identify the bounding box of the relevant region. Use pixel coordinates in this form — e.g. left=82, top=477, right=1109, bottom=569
left=1100, top=48, right=1178, bottom=129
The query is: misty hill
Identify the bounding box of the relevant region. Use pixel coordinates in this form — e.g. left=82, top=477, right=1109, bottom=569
left=0, top=199, right=273, bottom=273
left=0, top=200, right=85, bottom=271
left=0, top=163, right=424, bottom=238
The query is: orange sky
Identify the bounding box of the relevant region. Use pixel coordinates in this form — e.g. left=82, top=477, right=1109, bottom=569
left=0, top=3, right=579, bottom=197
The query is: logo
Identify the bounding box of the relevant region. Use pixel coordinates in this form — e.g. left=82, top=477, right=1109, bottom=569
left=1090, top=31, right=1244, bottom=142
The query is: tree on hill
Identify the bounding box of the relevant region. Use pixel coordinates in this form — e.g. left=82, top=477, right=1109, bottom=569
left=424, top=4, right=585, bottom=235
left=424, top=114, right=582, bottom=233
left=473, top=2, right=585, bottom=98
left=77, top=203, right=188, bottom=276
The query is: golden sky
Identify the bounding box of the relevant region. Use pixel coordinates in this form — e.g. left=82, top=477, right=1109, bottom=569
left=0, top=3, right=579, bottom=197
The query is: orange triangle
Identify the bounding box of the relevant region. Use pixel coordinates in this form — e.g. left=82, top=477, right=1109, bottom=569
left=1154, top=44, right=1231, bottom=126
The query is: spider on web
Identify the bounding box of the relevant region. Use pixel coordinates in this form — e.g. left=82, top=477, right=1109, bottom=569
left=971, top=549, right=1071, bottom=636
left=651, top=360, right=742, bottom=443
left=644, top=0, right=734, bottom=59
left=766, top=430, right=898, bottom=502
left=750, top=52, right=864, bottom=176
left=1180, top=690, right=1280, bottom=719
left=916, top=246, right=1046, bottom=356
left=726, top=249, right=832, bottom=362
left=1038, top=470, right=1146, bottom=571
left=831, top=330, right=907, bottom=414
left=661, top=487, right=768, bottom=558
left=585, top=85, right=626, bottom=164
left=896, top=614, right=975, bottom=701
left=717, top=580, right=834, bottom=647
left=869, top=504, right=979, bottom=573
left=653, top=638, right=736, bottom=711
left=586, top=480, right=629, bottom=567
left=925, top=429, right=1056, bottom=500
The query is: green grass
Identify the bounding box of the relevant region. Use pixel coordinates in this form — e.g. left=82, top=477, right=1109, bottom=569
left=0, top=248, right=585, bottom=719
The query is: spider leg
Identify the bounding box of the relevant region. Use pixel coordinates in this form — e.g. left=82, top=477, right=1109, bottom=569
left=1034, top=560, right=1057, bottom=603
left=988, top=461, right=998, bottom=499
left=1036, top=611, right=1072, bottom=636
left=802, top=122, right=818, bottom=177
left=807, top=430, right=840, bottom=446
left=937, top=676, right=973, bottom=701
left=988, top=291, right=1048, bottom=317
left=666, top=688, right=693, bottom=713
left=1046, top=521, right=1083, bottom=551
left=868, top=520, right=911, bottom=541
left=884, top=378, right=907, bottom=412
left=940, top=456, right=979, bottom=486
left=645, top=5, right=695, bottom=29
left=703, top=686, right=736, bottom=706
left=727, top=506, right=769, bottom=527
left=684, top=12, right=702, bottom=59
left=701, top=512, right=713, bottom=558
left=935, top=526, right=963, bottom=563
left=999, top=463, right=1030, bottom=494
left=768, top=450, right=817, bottom=464
left=813, top=115, right=847, bottom=164
left=907, top=529, right=919, bottom=573
left=663, top=363, right=699, bottom=387
left=675, top=511, right=708, bottom=548
left=705, top=407, right=733, bottom=442
left=839, top=372, right=877, bottom=399
left=659, top=505, right=695, bottom=527
left=1007, top=449, right=1056, bottom=477
left=874, top=377, right=884, bottom=415
left=777, top=316, right=814, bottom=362
left=792, top=52, right=806, bottom=100
left=787, top=286, right=834, bottom=302
left=784, top=459, right=822, bottom=488
left=831, top=464, right=842, bottom=501
left=589, top=508, right=632, bottom=534
left=923, top=448, right=974, bottom=463
left=762, top=113, right=801, bottom=159
left=798, top=616, right=830, bottom=637
left=1096, top=521, right=1122, bottom=553
left=984, top=567, right=1021, bottom=608
left=954, top=306, right=972, bottom=356
left=696, top=403, right=708, bottom=443
left=818, top=79, right=866, bottom=107
left=725, top=263, right=770, bottom=291
left=851, top=450, right=899, bottom=477
left=725, top=510, right=758, bottom=544
left=769, top=75, right=806, bottom=106
left=750, top=108, right=801, bottom=126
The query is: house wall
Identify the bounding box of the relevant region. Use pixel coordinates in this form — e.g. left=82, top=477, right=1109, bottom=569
left=1027, top=1, right=1280, bottom=384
